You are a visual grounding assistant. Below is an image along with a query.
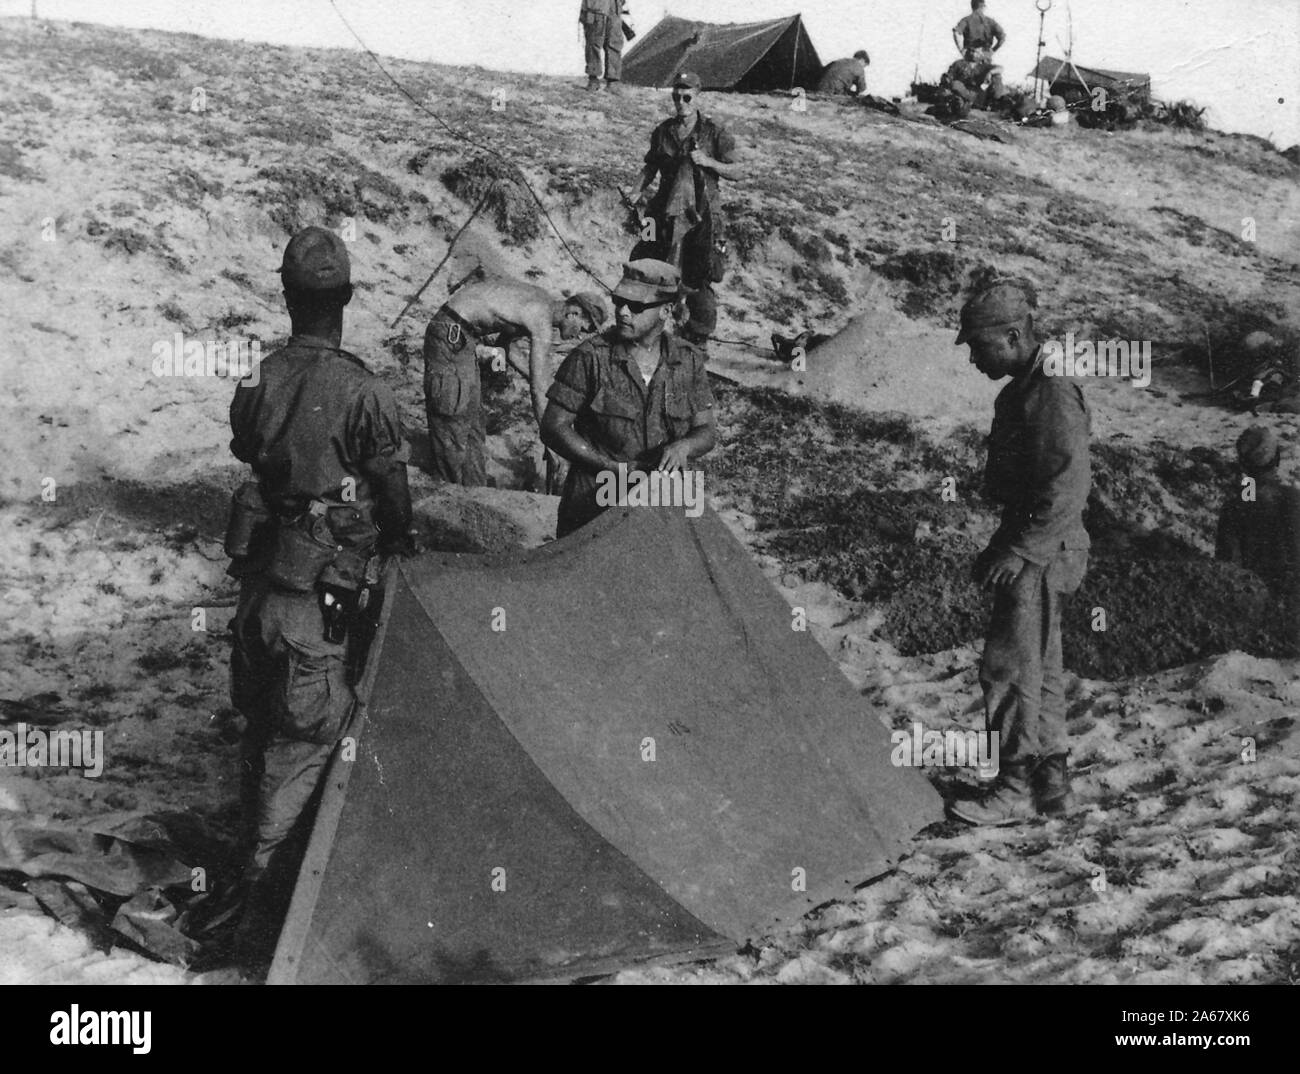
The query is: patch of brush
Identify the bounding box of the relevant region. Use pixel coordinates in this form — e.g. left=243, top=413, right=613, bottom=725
left=439, top=153, right=541, bottom=245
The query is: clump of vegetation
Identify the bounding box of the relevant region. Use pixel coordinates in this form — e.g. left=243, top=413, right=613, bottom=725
left=440, top=153, right=540, bottom=245
left=1151, top=98, right=1208, bottom=132
left=0, top=141, right=36, bottom=181
left=708, top=386, right=1293, bottom=675
left=255, top=152, right=413, bottom=233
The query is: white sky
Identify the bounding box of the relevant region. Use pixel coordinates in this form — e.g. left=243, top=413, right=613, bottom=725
left=6, top=0, right=1298, bottom=145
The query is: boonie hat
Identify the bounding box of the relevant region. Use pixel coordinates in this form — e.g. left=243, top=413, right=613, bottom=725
left=1237, top=425, right=1281, bottom=471
left=566, top=291, right=609, bottom=329
left=611, top=260, right=685, bottom=305
left=280, top=226, right=350, bottom=291
left=956, top=279, right=1037, bottom=344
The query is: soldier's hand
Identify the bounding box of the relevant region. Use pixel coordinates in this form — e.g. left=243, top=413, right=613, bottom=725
left=689, top=148, right=713, bottom=168
left=978, top=551, right=1026, bottom=589
left=656, top=440, right=693, bottom=473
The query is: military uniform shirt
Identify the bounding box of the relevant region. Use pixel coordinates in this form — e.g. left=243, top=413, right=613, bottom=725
left=955, top=11, right=1005, bottom=52
left=547, top=331, right=714, bottom=466
left=644, top=113, right=737, bottom=221
left=230, top=335, right=407, bottom=515
left=984, top=346, right=1091, bottom=565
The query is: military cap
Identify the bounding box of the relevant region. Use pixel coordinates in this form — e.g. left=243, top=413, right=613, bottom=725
left=854, top=50, right=871, bottom=64
left=611, top=260, right=685, bottom=304
left=955, top=279, right=1037, bottom=344
left=673, top=71, right=703, bottom=91
left=1237, top=425, right=1281, bottom=472
left=566, top=291, right=609, bottom=329
left=280, top=226, right=350, bottom=291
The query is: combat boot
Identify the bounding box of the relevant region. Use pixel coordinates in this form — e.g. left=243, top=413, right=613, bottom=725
left=1032, top=753, right=1073, bottom=815
left=948, top=760, right=1037, bottom=826
left=586, top=77, right=602, bottom=93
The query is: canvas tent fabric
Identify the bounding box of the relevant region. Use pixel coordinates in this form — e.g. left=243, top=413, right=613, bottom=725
left=622, top=14, right=823, bottom=92
left=1030, top=56, right=1151, bottom=100
left=269, top=504, right=942, bottom=985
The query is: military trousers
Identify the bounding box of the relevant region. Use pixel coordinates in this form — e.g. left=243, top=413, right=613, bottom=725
left=424, top=309, right=488, bottom=487
left=230, top=573, right=355, bottom=955
left=583, top=14, right=623, bottom=82
left=980, top=549, right=1087, bottom=765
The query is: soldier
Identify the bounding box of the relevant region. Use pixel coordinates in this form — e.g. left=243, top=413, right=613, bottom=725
left=816, top=50, right=870, bottom=96
left=949, top=280, right=1091, bottom=826
left=540, top=260, right=716, bottom=538
left=423, top=276, right=566, bottom=487
left=1215, top=425, right=1300, bottom=653
left=580, top=0, right=626, bottom=93
left=226, top=227, right=415, bottom=966
left=953, top=0, right=1006, bottom=61
left=630, top=71, right=744, bottom=345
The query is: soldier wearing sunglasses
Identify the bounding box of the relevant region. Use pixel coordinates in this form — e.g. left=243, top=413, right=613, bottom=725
left=541, top=259, right=717, bottom=538
left=630, top=71, right=744, bottom=346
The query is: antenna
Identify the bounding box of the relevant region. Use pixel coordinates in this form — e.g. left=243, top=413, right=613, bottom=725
left=914, top=12, right=926, bottom=86
left=1034, top=0, right=1051, bottom=99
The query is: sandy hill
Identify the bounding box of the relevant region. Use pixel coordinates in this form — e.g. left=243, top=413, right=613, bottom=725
left=0, top=17, right=1298, bottom=985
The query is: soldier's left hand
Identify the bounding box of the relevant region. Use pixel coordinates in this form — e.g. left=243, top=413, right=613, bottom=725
left=979, top=551, right=1026, bottom=589
left=689, top=149, right=713, bottom=168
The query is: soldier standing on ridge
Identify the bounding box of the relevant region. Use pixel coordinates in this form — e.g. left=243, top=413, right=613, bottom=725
left=225, top=226, right=415, bottom=967
left=630, top=71, right=744, bottom=346
left=1216, top=425, right=1300, bottom=654
left=541, top=260, right=716, bottom=538
left=950, top=280, right=1091, bottom=827
left=423, top=276, right=572, bottom=487
left=953, top=0, right=1006, bottom=61
left=581, top=0, right=626, bottom=93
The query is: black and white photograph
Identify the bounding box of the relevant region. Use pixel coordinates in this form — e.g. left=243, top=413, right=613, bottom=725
left=0, top=0, right=1297, bottom=1027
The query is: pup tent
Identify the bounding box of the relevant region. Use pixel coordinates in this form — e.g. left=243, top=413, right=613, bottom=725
left=269, top=504, right=942, bottom=984
left=1029, top=55, right=1151, bottom=106
left=622, top=14, right=823, bottom=93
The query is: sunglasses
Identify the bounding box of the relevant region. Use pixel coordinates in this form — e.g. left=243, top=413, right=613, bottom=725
left=672, top=92, right=694, bottom=102
left=614, top=299, right=668, bottom=315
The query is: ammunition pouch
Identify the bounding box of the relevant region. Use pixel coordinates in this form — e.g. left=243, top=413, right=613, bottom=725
left=224, top=482, right=272, bottom=560
left=267, top=513, right=342, bottom=593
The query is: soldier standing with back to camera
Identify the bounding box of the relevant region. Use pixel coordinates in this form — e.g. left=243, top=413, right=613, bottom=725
left=224, top=226, right=415, bottom=968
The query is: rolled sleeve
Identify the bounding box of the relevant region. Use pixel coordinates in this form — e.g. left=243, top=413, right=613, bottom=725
left=547, top=346, right=595, bottom=413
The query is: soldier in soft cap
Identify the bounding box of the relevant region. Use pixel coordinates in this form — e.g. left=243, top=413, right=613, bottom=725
left=541, top=259, right=716, bottom=537
left=950, top=279, right=1092, bottom=825
left=1216, top=425, right=1300, bottom=653
left=225, top=226, right=414, bottom=968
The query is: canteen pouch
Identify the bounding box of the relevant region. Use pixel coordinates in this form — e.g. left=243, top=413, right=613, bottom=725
left=267, top=516, right=339, bottom=593
left=224, top=482, right=271, bottom=560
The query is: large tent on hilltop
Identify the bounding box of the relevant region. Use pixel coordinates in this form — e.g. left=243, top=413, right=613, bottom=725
left=622, top=14, right=823, bottom=93
left=1030, top=55, right=1152, bottom=103
left=269, top=504, right=942, bottom=984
